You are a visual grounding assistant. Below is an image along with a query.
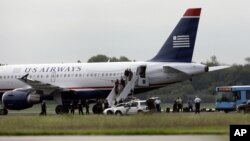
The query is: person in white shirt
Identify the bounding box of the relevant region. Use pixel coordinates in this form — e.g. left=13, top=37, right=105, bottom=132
left=155, top=98, right=161, bottom=112
left=194, top=96, right=201, bottom=114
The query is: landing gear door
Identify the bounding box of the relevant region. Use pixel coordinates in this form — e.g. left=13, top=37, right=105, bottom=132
left=136, top=65, right=149, bottom=87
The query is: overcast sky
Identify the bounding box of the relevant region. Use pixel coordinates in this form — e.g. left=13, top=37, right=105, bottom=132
left=0, top=0, right=250, bottom=65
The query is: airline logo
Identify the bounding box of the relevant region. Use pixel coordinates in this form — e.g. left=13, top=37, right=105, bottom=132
left=173, top=35, right=190, bottom=48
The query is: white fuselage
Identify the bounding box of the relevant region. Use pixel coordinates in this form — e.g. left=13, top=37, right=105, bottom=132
left=0, top=61, right=207, bottom=98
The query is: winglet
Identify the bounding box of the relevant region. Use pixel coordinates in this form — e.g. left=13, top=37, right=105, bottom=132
left=20, top=74, right=29, bottom=82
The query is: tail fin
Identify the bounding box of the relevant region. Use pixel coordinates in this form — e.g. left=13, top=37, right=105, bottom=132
left=150, top=8, right=201, bottom=62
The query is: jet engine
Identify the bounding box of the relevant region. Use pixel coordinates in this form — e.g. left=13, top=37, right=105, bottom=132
left=2, top=89, right=41, bottom=110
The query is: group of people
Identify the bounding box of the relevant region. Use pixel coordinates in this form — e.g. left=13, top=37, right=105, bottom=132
left=69, top=100, right=90, bottom=115
left=40, top=100, right=90, bottom=115
left=172, top=96, right=202, bottom=114
left=114, top=68, right=133, bottom=95
left=124, top=69, right=133, bottom=81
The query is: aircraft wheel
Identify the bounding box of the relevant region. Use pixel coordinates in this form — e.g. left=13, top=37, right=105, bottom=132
left=0, top=109, right=8, bottom=115
left=55, top=105, right=69, bottom=114
left=92, top=103, right=103, bottom=114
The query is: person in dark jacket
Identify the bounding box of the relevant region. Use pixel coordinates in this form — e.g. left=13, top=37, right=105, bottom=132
left=78, top=101, right=83, bottom=115
left=85, top=100, right=90, bottom=115
left=40, top=101, right=47, bottom=115
left=70, top=101, right=75, bottom=115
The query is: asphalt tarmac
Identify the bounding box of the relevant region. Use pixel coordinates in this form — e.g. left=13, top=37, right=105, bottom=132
left=0, top=135, right=228, bottom=141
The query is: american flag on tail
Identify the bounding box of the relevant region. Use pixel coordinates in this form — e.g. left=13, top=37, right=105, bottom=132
left=173, top=35, right=190, bottom=48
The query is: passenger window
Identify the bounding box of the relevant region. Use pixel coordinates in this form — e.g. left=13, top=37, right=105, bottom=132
left=234, top=91, right=241, bottom=100
left=0, top=76, right=2, bottom=79
left=246, top=91, right=250, bottom=100
left=75, top=74, right=78, bottom=77
left=68, top=74, right=70, bottom=77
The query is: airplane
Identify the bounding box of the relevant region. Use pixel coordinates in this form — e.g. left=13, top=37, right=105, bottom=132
left=0, top=8, right=228, bottom=115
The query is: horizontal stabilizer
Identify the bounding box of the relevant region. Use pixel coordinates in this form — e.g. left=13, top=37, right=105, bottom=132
left=209, top=66, right=230, bottom=72
left=163, top=66, right=187, bottom=74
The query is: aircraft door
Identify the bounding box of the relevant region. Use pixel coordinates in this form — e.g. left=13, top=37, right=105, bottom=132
left=51, top=71, right=56, bottom=83
left=136, top=65, right=149, bottom=87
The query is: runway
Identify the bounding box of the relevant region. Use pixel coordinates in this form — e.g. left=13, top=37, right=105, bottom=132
left=0, top=135, right=228, bottom=141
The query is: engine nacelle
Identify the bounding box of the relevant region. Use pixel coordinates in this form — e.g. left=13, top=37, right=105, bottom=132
left=2, top=89, right=41, bottom=110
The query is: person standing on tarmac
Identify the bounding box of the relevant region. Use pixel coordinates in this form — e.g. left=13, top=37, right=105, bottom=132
left=194, top=96, right=202, bottom=114
left=40, top=101, right=47, bottom=115
left=70, top=101, right=75, bottom=115
left=85, top=100, right=90, bottom=115
left=155, top=98, right=161, bottom=112
left=176, top=97, right=183, bottom=112
left=78, top=101, right=83, bottom=115
left=187, top=98, right=193, bottom=112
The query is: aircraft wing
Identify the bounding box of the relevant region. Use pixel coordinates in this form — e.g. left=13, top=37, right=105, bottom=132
left=208, top=66, right=230, bottom=72
left=17, top=74, right=61, bottom=95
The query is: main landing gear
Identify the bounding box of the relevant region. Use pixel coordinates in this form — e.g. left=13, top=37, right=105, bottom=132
left=0, top=109, right=8, bottom=115
left=55, top=105, right=69, bottom=114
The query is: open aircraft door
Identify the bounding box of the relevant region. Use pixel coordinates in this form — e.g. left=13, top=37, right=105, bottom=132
left=136, top=65, right=149, bottom=87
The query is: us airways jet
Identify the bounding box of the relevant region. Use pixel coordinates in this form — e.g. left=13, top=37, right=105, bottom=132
left=0, top=8, right=228, bottom=115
